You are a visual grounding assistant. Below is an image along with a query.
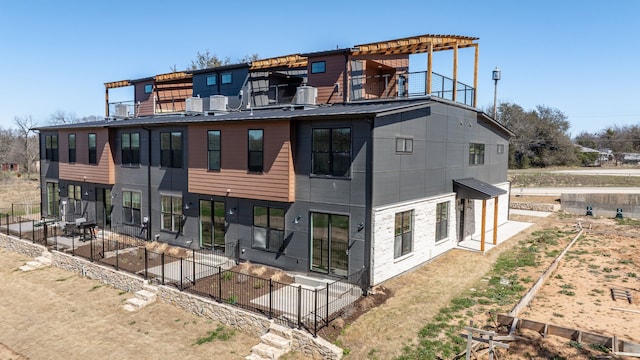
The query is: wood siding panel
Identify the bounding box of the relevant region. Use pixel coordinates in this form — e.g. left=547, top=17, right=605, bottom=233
left=187, top=121, right=293, bottom=202
left=134, top=81, right=154, bottom=117
left=156, top=80, right=192, bottom=113
left=58, top=128, right=114, bottom=184
left=307, top=55, right=346, bottom=104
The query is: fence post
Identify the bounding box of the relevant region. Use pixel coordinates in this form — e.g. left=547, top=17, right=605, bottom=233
left=144, top=247, right=148, bottom=279
left=218, top=266, right=222, bottom=301
left=11, top=204, right=14, bottom=220
left=5, top=214, right=8, bottom=235
left=326, top=283, right=330, bottom=323
left=180, top=257, right=183, bottom=290
left=161, top=253, right=165, bottom=285
left=72, top=233, right=75, bottom=256
left=314, top=289, right=318, bottom=338
left=115, top=248, right=119, bottom=270
left=297, top=285, right=302, bottom=329
left=192, top=249, right=196, bottom=286
left=268, top=279, right=273, bottom=319
left=90, top=233, right=94, bottom=260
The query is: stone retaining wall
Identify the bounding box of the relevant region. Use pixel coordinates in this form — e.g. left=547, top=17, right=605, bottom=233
left=510, top=201, right=560, bottom=212
left=0, top=233, right=343, bottom=359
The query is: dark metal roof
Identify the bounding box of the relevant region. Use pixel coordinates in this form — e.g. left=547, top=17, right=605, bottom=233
left=34, top=99, right=433, bottom=130
left=453, top=178, right=506, bottom=200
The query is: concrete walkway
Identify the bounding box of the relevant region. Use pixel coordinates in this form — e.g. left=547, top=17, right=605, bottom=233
left=457, top=220, right=533, bottom=253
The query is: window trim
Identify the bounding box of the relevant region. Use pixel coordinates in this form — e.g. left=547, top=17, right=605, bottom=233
left=395, top=137, right=413, bottom=154
left=311, top=61, right=326, bottom=74
left=252, top=206, right=285, bottom=252
left=160, top=131, right=183, bottom=168
left=88, top=133, right=97, bottom=165
left=247, top=129, right=263, bottom=173
left=394, top=210, right=413, bottom=259
left=68, top=134, right=76, bottom=163
left=122, top=190, right=142, bottom=226
left=206, top=75, right=217, bottom=86
left=207, top=130, right=221, bottom=171
left=121, top=132, right=141, bottom=167
left=68, top=184, right=83, bottom=216
left=311, top=127, right=351, bottom=178
left=497, top=144, right=505, bottom=154
left=469, top=143, right=485, bottom=165
left=435, top=202, right=449, bottom=242
left=221, top=72, right=232, bottom=85
left=45, top=135, right=58, bottom=161
left=160, top=195, right=183, bottom=233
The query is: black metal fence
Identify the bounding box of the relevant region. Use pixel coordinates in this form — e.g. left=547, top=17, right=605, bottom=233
left=0, top=208, right=364, bottom=336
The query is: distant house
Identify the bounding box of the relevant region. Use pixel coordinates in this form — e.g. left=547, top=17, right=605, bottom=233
left=1, top=163, right=19, bottom=172
left=38, top=34, right=513, bottom=288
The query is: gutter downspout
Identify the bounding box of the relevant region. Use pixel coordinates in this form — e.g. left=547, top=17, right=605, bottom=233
left=142, top=126, right=152, bottom=240
left=364, top=116, right=374, bottom=293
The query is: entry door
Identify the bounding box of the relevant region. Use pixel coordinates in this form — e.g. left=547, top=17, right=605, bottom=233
left=311, top=213, right=349, bottom=277
left=96, top=188, right=112, bottom=228
left=200, top=200, right=225, bottom=249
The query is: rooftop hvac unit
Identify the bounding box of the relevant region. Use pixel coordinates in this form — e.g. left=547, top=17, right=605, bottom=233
left=114, top=104, right=128, bottom=118
left=185, top=97, right=203, bottom=113
left=295, top=86, right=317, bottom=105
left=210, top=95, right=228, bottom=112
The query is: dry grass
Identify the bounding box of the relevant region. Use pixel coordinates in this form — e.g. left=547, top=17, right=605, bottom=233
left=0, top=248, right=259, bottom=360
left=0, top=174, right=39, bottom=211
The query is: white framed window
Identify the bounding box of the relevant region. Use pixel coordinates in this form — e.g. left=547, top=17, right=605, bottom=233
left=436, top=202, right=449, bottom=241
left=394, top=210, right=413, bottom=258
left=396, top=138, right=413, bottom=153
left=161, top=195, right=182, bottom=233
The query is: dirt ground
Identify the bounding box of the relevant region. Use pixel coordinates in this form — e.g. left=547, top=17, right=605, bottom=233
left=0, top=248, right=259, bottom=360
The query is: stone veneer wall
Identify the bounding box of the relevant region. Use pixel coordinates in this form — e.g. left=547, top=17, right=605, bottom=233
left=371, top=193, right=457, bottom=285
left=0, top=233, right=342, bottom=359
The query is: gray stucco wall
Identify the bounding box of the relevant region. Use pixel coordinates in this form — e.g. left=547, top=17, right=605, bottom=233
left=371, top=103, right=509, bottom=207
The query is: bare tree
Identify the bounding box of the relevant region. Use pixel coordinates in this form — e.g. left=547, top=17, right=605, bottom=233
left=13, top=115, right=38, bottom=179
left=49, top=110, right=78, bottom=125
left=187, top=50, right=260, bottom=70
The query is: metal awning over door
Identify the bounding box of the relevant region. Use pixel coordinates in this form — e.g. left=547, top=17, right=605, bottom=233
left=453, top=178, right=506, bottom=200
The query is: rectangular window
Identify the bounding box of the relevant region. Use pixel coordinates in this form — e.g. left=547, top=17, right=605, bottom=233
left=207, top=130, right=221, bottom=171
left=311, top=61, right=326, bottom=74
left=436, top=202, right=449, bottom=241
left=252, top=206, right=285, bottom=252
left=144, top=84, right=153, bottom=94
left=160, top=132, right=182, bottom=168
left=68, top=184, right=82, bottom=215
left=122, top=191, right=142, bottom=225
left=45, top=135, right=58, bottom=161
left=221, top=73, right=232, bottom=84
left=46, top=182, right=59, bottom=217
left=396, top=138, right=413, bottom=153
left=312, top=128, right=351, bottom=177
left=469, top=143, right=485, bottom=165
left=200, top=200, right=225, bottom=249
left=88, top=133, right=97, bottom=164
left=206, top=75, right=217, bottom=86
left=248, top=129, right=263, bottom=172
left=497, top=144, right=505, bottom=154
left=121, top=132, right=140, bottom=166
left=68, top=134, right=76, bottom=163
left=394, top=210, right=413, bottom=258
left=161, top=195, right=182, bottom=233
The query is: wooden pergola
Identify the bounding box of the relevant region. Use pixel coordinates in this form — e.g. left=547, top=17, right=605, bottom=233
left=352, top=34, right=479, bottom=106
left=249, top=54, right=308, bottom=70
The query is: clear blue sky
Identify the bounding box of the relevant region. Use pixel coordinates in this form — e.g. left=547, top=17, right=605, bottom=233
left=1, top=0, right=638, bottom=136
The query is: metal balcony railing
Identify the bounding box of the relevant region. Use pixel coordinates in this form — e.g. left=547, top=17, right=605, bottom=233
left=350, top=70, right=475, bottom=107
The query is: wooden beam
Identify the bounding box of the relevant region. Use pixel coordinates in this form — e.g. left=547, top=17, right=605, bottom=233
left=104, top=80, right=131, bottom=89
left=493, top=196, right=499, bottom=245
left=105, top=87, right=109, bottom=118
left=473, top=44, right=479, bottom=107
left=481, top=199, right=487, bottom=252
left=452, top=43, right=458, bottom=103
left=427, top=42, right=433, bottom=95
